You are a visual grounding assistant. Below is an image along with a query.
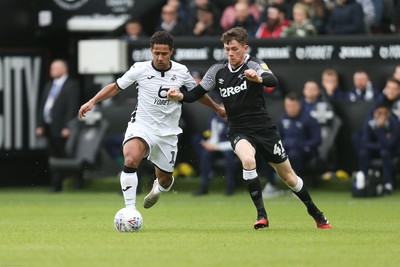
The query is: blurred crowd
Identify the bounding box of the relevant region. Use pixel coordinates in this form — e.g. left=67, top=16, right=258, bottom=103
left=117, top=0, right=400, bottom=195
left=123, top=0, right=400, bottom=40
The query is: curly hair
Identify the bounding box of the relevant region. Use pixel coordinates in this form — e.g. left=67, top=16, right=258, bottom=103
left=150, top=31, right=174, bottom=49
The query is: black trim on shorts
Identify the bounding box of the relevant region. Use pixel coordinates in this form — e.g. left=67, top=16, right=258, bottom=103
left=153, top=162, right=174, bottom=175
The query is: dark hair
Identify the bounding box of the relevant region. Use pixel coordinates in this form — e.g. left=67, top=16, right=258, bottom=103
left=150, top=31, right=174, bottom=50
left=374, top=102, right=391, bottom=111
left=126, top=19, right=141, bottom=25
left=354, top=69, right=369, bottom=76
left=285, top=91, right=301, bottom=101
left=268, top=3, right=287, bottom=14
left=387, top=76, right=400, bottom=87
left=221, top=27, right=248, bottom=46
left=197, top=3, right=215, bottom=13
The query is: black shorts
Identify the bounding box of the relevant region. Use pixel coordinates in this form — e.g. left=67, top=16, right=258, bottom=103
left=229, top=129, right=288, bottom=164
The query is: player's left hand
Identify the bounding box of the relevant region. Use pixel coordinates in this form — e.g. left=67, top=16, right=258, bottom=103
left=216, top=104, right=227, bottom=120
left=244, top=69, right=261, bottom=83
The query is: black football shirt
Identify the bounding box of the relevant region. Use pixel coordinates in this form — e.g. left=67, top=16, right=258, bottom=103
left=200, top=55, right=277, bottom=134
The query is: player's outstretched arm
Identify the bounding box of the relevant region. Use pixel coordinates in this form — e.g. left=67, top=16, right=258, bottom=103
left=168, top=86, right=226, bottom=118
left=167, top=84, right=207, bottom=103
left=79, top=83, right=120, bottom=119
left=198, top=95, right=226, bottom=119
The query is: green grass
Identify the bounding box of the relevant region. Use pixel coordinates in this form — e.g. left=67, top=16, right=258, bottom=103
left=0, top=178, right=399, bottom=267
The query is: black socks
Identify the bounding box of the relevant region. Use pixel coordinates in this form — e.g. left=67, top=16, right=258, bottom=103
left=245, top=178, right=267, bottom=218
left=292, top=187, right=319, bottom=214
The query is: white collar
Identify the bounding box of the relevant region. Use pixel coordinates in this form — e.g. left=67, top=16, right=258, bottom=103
left=53, top=74, right=68, bottom=86
left=228, top=54, right=249, bottom=73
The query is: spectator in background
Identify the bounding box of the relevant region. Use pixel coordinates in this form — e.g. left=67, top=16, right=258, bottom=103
left=320, top=68, right=347, bottom=102
left=279, top=92, right=321, bottom=178
left=263, top=0, right=294, bottom=20
left=350, top=76, right=394, bottom=166
left=167, top=0, right=188, bottom=21
left=301, top=79, right=341, bottom=182
left=297, top=0, right=328, bottom=34
left=122, top=19, right=145, bottom=41
left=301, top=80, right=323, bottom=114
left=357, top=103, right=400, bottom=195
left=220, top=0, right=260, bottom=31
left=231, top=1, right=260, bottom=36
left=193, top=111, right=238, bottom=196
left=370, top=77, right=400, bottom=120
left=253, top=0, right=268, bottom=18
left=325, top=0, right=365, bottom=34
left=281, top=3, right=317, bottom=37
left=301, top=80, right=335, bottom=146
left=187, top=0, right=219, bottom=33
left=192, top=3, right=224, bottom=36
left=155, top=4, right=188, bottom=36
left=347, top=70, right=378, bottom=102
left=36, top=59, right=81, bottom=192
left=255, top=4, right=289, bottom=38
left=356, top=0, right=377, bottom=33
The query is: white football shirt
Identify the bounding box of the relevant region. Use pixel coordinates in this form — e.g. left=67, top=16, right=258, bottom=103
left=116, top=60, right=196, bottom=136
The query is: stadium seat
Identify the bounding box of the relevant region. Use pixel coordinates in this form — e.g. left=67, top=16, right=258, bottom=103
left=318, top=115, right=342, bottom=163
left=48, top=115, right=109, bottom=178
left=332, top=100, right=373, bottom=172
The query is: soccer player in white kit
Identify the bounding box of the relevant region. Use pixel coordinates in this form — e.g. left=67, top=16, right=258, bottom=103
left=79, top=31, right=224, bottom=212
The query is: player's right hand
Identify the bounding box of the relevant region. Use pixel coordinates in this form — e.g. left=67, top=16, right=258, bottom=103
left=78, top=101, right=94, bottom=119
left=167, top=88, right=183, bottom=101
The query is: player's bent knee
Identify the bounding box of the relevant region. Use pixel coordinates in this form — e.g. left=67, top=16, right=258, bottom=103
left=123, top=157, right=141, bottom=168
left=241, top=157, right=256, bottom=170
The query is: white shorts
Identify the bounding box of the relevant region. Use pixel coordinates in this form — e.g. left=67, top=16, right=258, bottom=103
left=123, top=122, right=178, bottom=173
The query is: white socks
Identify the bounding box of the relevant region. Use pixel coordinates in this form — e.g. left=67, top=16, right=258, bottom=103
left=120, top=171, right=138, bottom=209
left=154, top=176, right=175, bottom=194
left=243, top=169, right=258, bottom=180
left=289, top=176, right=304, bottom=192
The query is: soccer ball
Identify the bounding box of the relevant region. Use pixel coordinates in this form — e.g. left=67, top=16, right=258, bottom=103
left=114, top=208, right=143, bottom=232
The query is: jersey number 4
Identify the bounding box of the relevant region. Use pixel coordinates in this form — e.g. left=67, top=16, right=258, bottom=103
left=273, top=141, right=285, bottom=157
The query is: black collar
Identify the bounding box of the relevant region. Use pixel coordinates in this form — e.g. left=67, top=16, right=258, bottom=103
left=152, top=61, right=172, bottom=76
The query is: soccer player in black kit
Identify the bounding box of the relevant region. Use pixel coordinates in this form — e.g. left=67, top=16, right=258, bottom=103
left=168, top=27, right=331, bottom=229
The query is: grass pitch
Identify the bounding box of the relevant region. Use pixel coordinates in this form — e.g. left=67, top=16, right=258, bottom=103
left=0, top=178, right=399, bottom=267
